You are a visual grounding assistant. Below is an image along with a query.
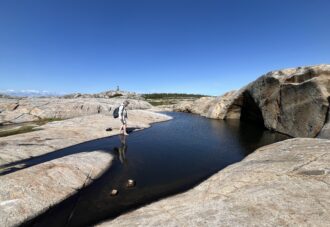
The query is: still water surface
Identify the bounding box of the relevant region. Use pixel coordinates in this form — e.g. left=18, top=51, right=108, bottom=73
left=26, top=112, right=289, bottom=226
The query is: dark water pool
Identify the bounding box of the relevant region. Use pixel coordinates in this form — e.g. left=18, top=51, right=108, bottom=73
left=22, top=112, right=289, bottom=226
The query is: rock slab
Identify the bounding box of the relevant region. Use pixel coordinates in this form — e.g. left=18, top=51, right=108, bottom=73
left=0, top=151, right=113, bottom=227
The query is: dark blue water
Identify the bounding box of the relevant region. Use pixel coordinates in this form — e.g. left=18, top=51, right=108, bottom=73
left=21, top=112, right=289, bottom=227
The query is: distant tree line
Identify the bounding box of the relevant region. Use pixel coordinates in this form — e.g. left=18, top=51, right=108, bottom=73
left=142, top=93, right=208, bottom=99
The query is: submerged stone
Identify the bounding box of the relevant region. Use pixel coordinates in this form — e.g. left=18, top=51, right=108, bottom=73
left=110, top=189, right=118, bottom=196
left=126, top=179, right=136, bottom=188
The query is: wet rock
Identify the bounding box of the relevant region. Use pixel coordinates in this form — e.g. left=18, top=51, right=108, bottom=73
left=98, top=138, right=330, bottom=227
left=111, top=189, right=119, bottom=196
left=126, top=179, right=136, bottom=188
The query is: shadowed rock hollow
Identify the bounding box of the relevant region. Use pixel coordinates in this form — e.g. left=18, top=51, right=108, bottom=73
left=174, top=64, right=330, bottom=138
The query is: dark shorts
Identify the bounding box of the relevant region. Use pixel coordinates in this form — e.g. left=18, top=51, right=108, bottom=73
left=121, top=118, right=127, bottom=124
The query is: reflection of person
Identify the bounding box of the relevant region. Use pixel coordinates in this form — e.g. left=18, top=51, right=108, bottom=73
left=119, top=100, right=129, bottom=135
left=117, top=134, right=127, bottom=164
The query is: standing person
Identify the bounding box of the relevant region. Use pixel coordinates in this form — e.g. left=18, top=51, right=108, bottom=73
left=119, top=100, right=129, bottom=135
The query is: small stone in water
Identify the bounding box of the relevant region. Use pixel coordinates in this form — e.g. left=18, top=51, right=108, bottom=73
left=110, top=189, right=118, bottom=196
left=126, top=179, right=135, bottom=188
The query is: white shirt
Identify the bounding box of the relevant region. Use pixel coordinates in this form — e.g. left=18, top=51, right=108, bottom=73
left=118, top=104, right=127, bottom=119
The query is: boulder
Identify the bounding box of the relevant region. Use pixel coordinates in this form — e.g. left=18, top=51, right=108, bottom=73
left=245, top=65, right=330, bottom=137
left=175, top=64, right=330, bottom=138
left=98, top=138, right=330, bottom=227
left=173, top=97, right=217, bottom=115
left=318, top=110, right=330, bottom=139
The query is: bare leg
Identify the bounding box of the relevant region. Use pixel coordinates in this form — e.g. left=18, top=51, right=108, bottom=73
left=123, top=124, right=128, bottom=135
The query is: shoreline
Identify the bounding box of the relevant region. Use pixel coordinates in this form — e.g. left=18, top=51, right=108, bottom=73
left=0, top=110, right=172, bottom=166
left=99, top=138, right=330, bottom=226
left=0, top=110, right=172, bottom=227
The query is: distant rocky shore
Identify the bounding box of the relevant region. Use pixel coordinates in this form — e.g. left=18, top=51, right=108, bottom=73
left=61, top=90, right=144, bottom=100
left=0, top=97, right=152, bottom=125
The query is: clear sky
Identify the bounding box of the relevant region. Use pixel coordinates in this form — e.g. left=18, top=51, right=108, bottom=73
left=1, top=0, right=330, bottom=95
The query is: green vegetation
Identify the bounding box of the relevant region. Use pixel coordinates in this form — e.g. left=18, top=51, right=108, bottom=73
left=142, top=93, right=210, bottom=106
left=109, top=93, right=123, bottom=98
left=0, top=118, right=63, bottom=137
left=34, top=117, right=63, bottom=126
left=0, top=126, right=41, bottom=137
left=148, top=100, right=178, bottom=106
left=142, top=93, right=208, bottom=99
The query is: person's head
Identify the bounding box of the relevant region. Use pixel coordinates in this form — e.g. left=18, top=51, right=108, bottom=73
left=123, top=100, right=130, bottom=107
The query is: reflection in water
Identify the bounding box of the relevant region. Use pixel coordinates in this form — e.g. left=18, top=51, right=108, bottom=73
left=115, top=134, right=128, bottom=165
left=111, top=135, right=134, bottom=193
left=26, top=112, right=290, bottom=227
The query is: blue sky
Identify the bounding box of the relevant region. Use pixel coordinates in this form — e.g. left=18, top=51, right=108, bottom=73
left=1, top=0, right=330, bottom=95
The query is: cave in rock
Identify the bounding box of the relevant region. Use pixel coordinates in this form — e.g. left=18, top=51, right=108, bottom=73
left=239, top=91, right=265, bottom=127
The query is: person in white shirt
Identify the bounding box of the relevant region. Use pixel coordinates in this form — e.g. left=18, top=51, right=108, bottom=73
left=119, top=100, right=129, bottom=135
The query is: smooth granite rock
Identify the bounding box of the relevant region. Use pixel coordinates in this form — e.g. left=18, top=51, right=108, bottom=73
left=246, top=65, right=330, bottom=138
left=173, top=97, right=217, bottom=115
left=0, top=151, right=113, bottom=227
left=0, top=97, right=152, bottom=124
left=318, top=110, right=330, bottom=139
left=99, top=138, right=330, bottom=227
left=174, top=64, right=330, bottom=138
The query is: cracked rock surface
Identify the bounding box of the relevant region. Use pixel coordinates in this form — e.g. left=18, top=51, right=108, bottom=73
left=99, top=138, right=330, bottom=227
